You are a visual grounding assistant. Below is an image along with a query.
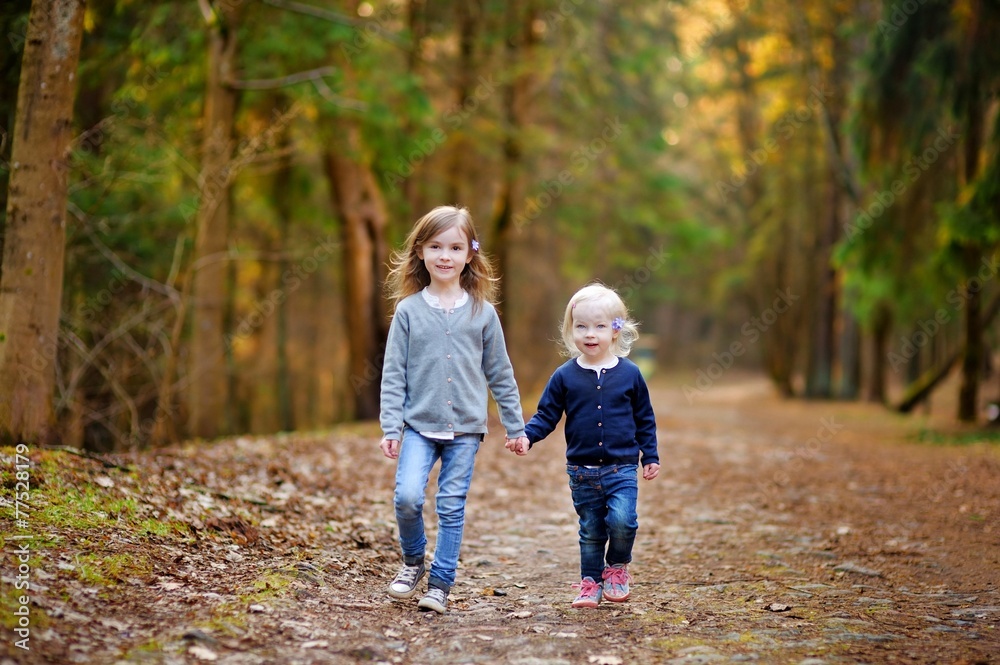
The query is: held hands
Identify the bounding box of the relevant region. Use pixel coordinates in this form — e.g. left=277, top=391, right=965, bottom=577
left=380, top=438, right=400, bottom=459
left=642, top=462, right=660, bottom=480
left=504, top=435, right=530, bottom=456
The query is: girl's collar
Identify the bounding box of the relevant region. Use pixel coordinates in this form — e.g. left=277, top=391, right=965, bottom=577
left=575, top=355, right=620, bottom=372
left=421, top=287, right=469, bottom=310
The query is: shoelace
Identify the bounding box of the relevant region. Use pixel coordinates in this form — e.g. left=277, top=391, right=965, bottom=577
left=395, top=565, right=421, bottom=585
left=425, top=587, right=446, bottom=602
left=602, top=566, right=632, bottom=587
left=572, top=578, right=602, bottom=597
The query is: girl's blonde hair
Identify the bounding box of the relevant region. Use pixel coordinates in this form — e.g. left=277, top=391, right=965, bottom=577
left=385, top=205, right=498, bottom=315
left=560, top=282, right=639, bottom=357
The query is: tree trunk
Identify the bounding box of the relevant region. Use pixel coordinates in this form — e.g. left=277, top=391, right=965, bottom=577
left=897, top=286, right=1000, bottom=414
left=839, top=311, right=861, bottom=399
left=867, top=304, right=891, bottom=404
left=274, top=131, right=293, bottom=432
left=490, top=0, right=537, bottom=311
left=0, top=0, right=85, bottom=444
left=324, top=125, right=389, bottom=420
left=445, top=0, right=477, bottom=204
left=805, top=173, right=839, bottom=398
left=958, top=248, right=984, bottom=421
left=188, top=0, right=240, bottom=439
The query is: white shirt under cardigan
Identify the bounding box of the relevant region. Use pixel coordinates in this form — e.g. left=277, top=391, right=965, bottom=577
left=379, top=289, right=526, bottom=442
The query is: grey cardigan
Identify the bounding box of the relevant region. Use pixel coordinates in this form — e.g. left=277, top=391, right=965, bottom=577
left=379, top=293, right=526, bottom=441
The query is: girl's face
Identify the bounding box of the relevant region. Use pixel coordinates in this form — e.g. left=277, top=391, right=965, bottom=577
left=571, top=300, right=617, bottom=364
left=417, top=224, right=473, bottom=290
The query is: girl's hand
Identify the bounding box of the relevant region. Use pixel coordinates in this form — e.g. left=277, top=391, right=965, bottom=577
left=642, top=462, right=660, bottom=480
left=380, top=438, right=400, bottom=459
left=504, top=436, right=530, bottom=456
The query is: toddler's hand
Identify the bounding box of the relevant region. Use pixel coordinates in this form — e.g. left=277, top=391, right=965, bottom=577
left=642, top=462, right=660, bottom=480
left=380, top=438, right=400, bottom=459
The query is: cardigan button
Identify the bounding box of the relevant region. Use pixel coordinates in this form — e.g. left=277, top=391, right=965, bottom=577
left=447, top=378, right=452, bottom=382
left=598, top=423, right=602, bottom=427
left=597, top=386, right=601, bottom=390
left=597, top=405, right=601, bottom=409
left=598, top=442, right=603, bottom=446
left=447, top=400, right=452, bottom=405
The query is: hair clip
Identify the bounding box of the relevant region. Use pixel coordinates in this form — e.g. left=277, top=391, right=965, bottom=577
left=471, top=239, right=480, bottom=252
left=612, top=317, right=624, bottom=331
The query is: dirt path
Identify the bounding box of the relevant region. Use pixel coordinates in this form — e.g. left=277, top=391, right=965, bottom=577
left=3, top=374, right=999, bottom=664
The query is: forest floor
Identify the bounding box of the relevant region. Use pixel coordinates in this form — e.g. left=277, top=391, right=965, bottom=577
left=2, top=372, right=999, bottom=665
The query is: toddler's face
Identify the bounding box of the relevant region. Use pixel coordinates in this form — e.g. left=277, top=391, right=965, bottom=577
left=571, top=301, right=617, bottom=363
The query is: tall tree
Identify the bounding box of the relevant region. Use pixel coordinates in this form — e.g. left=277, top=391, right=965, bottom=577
left=490, top=0, right=539, bottom=311
left=852, top=0, right=1000, bottom=420
left=324, top=124, right=390, bottom=420
left=188, top=0, right=242, bottom=439
left=0, top=0, right=85, bottom=444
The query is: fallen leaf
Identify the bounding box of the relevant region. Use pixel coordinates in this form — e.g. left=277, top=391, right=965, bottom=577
left=302, top=640, right=329, bottom=649
left=766, top=603, right=791, bottom=612
left=188, top=645, right=218, bottom=661
left=588, top=656, right=624, bottom=665
left=509, top=611, right=533, bottom=619
left=95, top=475, right=115, bottom=488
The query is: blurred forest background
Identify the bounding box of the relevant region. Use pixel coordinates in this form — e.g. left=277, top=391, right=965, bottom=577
left=1, top=0, right=998, bottom=451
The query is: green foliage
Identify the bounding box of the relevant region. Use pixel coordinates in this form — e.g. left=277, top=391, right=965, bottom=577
left=914, top=428, right=1000, bottom=446
left=843, top=0, right=1000, bottom=333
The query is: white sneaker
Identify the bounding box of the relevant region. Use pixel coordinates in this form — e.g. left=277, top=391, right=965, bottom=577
left=388, top=562, right=425, bottom=599
left=417, top=586, right=448, bottom=613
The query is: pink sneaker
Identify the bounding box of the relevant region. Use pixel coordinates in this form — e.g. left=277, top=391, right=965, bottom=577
left=602, top=564, right=632, bottom=602
left=571, top=576, right=602, bottom=608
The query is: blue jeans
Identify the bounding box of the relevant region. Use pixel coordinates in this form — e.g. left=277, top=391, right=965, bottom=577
left=394, top=430, right=482, bottom=593
left=567, top=463, right=639, bottom=581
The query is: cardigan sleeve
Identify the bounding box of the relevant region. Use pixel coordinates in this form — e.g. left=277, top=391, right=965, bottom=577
left=379, top=308, right=409, bottom=440
left=631, top=370, right=659, bottom=466
left=481, top=306, right=526, bottom=438
left=524, top=368, right=566, bottom=446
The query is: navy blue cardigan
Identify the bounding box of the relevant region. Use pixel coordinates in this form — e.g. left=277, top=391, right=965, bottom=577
left=524, top=357, right=659, bottom=467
